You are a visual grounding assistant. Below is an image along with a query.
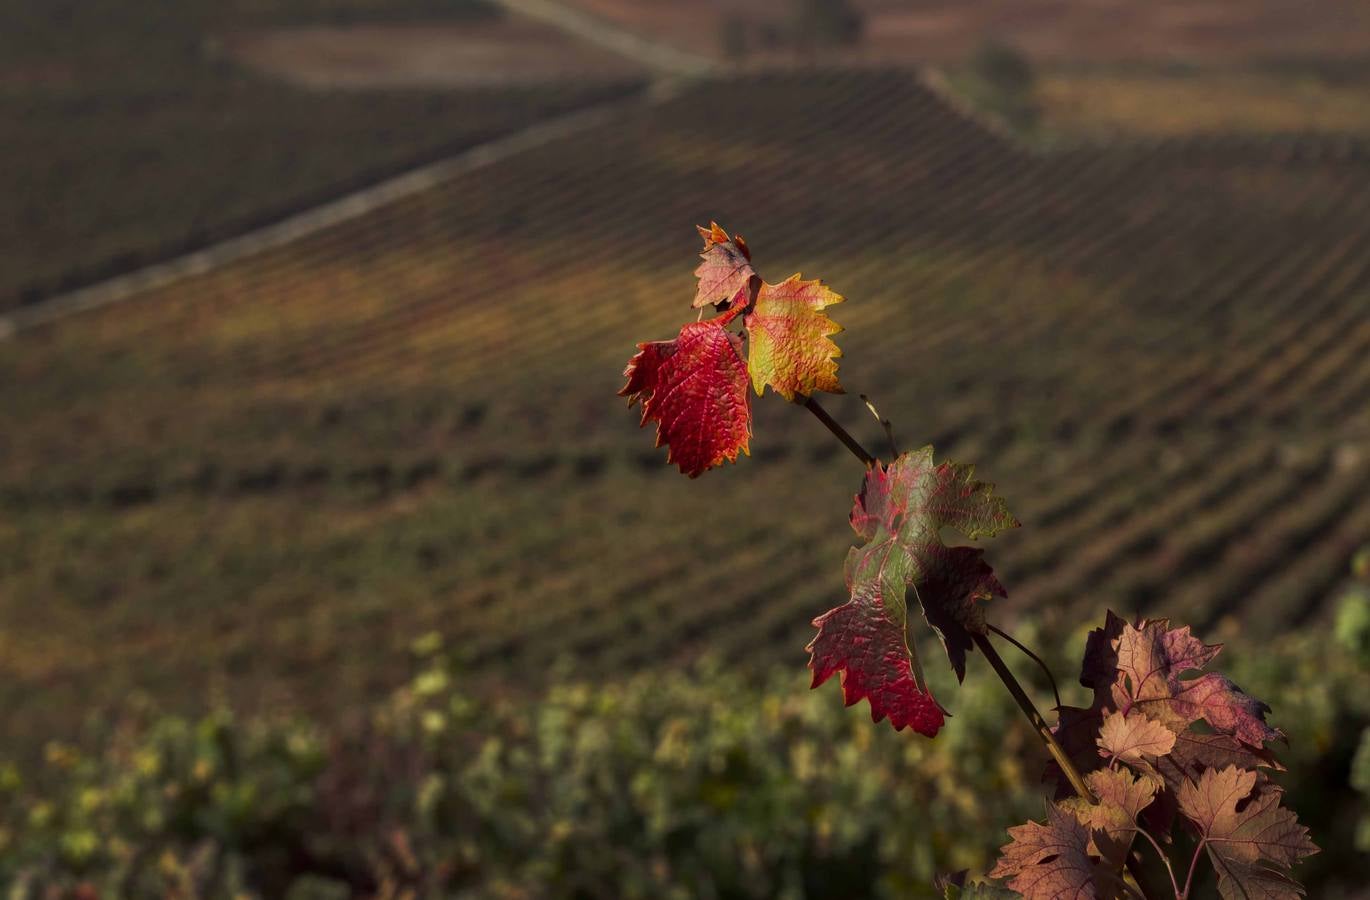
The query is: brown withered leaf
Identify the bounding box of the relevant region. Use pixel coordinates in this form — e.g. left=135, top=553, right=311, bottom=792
left=1177, top=766, right=1317, bottom=899
left=991, top=805, right=1113, bottom=899
left=1097, top=710, right=1176, bottom=767
left=1062, top=768, right=1160, bottom=868
left=1113, top=619, right=1282, bottom=751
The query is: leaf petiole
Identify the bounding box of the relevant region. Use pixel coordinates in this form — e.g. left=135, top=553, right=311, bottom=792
left=1133, top=825, right=1182, bottom=898
left=859, top=392, right=900, bottom=457
left=1181, top=838, right=1206, bottom=900
left=987, top=623, right=1062, bottom=710
left=795, top=394, right=877, bottom=467
left=972, top=631, right=1098, bottom=804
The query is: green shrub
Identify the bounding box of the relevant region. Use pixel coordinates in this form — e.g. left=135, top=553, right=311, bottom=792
left=3, top=597, right=1367, bottom=898
left=959, top=41, right=1040, bottom=134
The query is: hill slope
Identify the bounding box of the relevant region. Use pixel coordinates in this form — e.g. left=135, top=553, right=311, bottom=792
left=2, top=69, right=1367, bottom=747
left=0, top=0, right=641, bottom=308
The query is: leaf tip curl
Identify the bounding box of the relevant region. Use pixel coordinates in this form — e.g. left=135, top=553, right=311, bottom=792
left=693, top=223, right=756, bottom=310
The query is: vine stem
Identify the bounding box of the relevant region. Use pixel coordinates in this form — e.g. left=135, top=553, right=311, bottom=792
left=978, top=632, right=1163, bottom=900
left=796, top=396, right=877, bottom=467
left=971, top=632, right=1097, bottom=804
left=859, top=393, right=900, bottom=458
left=795, top=395, right=1166, bottom=899
left=793, top=394, right=1096, bottom=801
left=988, top=623, right=1062, bottom=709
left=1182, top=839, right=1206, bottom=899
left=1135, top=824, right=1182, bottom=899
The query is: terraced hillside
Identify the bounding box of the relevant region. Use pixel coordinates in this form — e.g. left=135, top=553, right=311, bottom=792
left=0, top=0, right=641, bottom=309
left=2, top=69, right=1367, bottom=748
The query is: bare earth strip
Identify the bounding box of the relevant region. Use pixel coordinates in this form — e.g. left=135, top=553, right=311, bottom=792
left=1040, top=72, right=1370, bottom=139
left=493, top=0, right=714, bottom=76
left=223, top=18, right=646, bottom=89
left=561, top=0, right=1370, bottom=65
left=861, top=0, right=1370, bottom=64
left=0, top=85, right=675, bottom=340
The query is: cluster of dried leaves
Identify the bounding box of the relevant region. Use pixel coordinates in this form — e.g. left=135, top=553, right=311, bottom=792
left=620, top=227, right=1317, bottom=898
left=980, top=613, right=1317, bottom=899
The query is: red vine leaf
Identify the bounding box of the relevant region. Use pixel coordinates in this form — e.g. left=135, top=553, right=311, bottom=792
left=620, top=307, right=750, bottom=478
left=1050, top=613, right=1129, bottom=788
left=1113, top=620, right=1283, bottom=750
left=1172, top=673, right=1285, bottom=750
left=744, top=275, right=845, bottom=400
left=692, top=222, right=757, bottom=310
left=807, top=582, right=947, bottom=736
left=807, top=447, right=1018, bottom=735
left=990, top=805, right=1110, bottom=899
left=1177, top=766, right=1318, bottom=899
left=1097, top=710, right=1176, bottom=766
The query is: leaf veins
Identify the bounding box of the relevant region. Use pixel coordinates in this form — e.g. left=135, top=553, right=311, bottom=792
left=1052, top=613, right=1284, bottom=799
left=744, top=275, right=845, bottom=400
left=990, top=805, right=1110, bottom=899
left=1177, top=766, right=1318, bottom=899
left=807, top=447, right=1018, bottom=736
left=1061, top=768, right=1160, bottom=869
left=1113, top=619, right=1283, bottom=750
left=692, top=222, right=757, bottom=310
left=1097, top=710, right=1177, bottom=767
left=620, top=306, right=750, bottom=478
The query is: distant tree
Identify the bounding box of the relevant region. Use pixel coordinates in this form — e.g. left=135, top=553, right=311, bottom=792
left=972, top=40, right=1035, bottom=90
left=791, top=0, right=864, bottom=48
left=966, top=39, right=1040, bottom=133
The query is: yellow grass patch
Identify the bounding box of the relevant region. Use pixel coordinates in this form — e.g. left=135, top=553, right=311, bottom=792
left=1040, top=71, right=1370, bottom=139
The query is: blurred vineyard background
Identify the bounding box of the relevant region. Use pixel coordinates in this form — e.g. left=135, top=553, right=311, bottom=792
left=2, top=0, right=1369, bottom=895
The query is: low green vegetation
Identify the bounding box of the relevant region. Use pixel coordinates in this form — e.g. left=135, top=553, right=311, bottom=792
left=4, top=588, right=1368, bottom=898
left=950, top=41, right=1041, bottom=135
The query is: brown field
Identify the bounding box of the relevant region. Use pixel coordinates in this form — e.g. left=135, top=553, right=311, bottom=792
left=563, top=0, right=793, bottom=57
left=1039, top=69, right=1370, bottom=139
left=563, top=0, right=1370, bottom=64
left=222, top=18, right=643, bottom=88
left=859, top=0, right=1370, bottom=64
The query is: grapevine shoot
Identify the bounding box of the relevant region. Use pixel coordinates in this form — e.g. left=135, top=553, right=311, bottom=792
left=619, top=225, right=1318, bottom=898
